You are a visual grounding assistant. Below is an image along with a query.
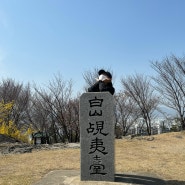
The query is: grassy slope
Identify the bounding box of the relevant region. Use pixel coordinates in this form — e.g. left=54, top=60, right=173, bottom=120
left=0, top=132, right=185, bottom=185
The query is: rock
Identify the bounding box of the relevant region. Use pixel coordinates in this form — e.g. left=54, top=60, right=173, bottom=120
left=1, top=144, right=33, bottom=154
left=12, top=147, right=33, bottom=154
left=0, top=134, right=80, bottom=155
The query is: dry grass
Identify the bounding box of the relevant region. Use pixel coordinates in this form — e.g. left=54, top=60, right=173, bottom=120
left=116, top=132, right=185, bottom=181
left=0, top=132, right=185, bottom=185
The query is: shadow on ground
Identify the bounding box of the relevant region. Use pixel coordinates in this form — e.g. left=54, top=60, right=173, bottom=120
left=115, top=174, right=185, bottom=185
left=165, top=181, right=185, bottom=185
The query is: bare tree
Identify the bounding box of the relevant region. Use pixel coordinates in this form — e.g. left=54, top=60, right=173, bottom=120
left=26, top=91, right=51, bottom=132
left=64, top=98, right=80, bottom=142
left=0, top=78, right=31, bottom=129
left=115, top=92, right=140, bottom=136
left=83, top=67, right=99, bottom=88
left=151, top=55, right=185, bottom=130
left=31, top=74, right=80, bottom=143
left=121, top=74, right=159, bottom=135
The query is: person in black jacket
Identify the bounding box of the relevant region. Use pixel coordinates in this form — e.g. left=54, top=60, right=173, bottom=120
left=88, top=69, right=115, bottom=95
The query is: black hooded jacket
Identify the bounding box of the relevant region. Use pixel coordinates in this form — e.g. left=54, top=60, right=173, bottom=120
left=88, top=80, right=115, bottom=95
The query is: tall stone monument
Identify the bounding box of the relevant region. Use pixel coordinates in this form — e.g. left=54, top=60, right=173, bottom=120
left=80, top=92, right=115, bottom=182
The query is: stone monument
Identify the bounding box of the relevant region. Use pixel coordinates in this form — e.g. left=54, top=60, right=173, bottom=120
left=80, top=92, right=115, bottom=181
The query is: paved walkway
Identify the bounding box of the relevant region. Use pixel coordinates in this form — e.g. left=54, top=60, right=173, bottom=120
left=33, top=170, right=166, bottom=185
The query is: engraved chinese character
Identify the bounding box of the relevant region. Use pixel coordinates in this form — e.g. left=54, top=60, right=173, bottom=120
left=87, top=121, right=108, bottom=136
left=89, top=110, right=102, bottom=116
left=89, top=97, right=103, bottom=107
left=89, top=155, right=107, bottom=175
left=89, top=137, right=108, bottom=155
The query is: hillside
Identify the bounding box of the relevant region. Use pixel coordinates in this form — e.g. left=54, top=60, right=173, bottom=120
left=0, top=134, right=20, bottom=144
left=0, top=132, right=185, bottom=185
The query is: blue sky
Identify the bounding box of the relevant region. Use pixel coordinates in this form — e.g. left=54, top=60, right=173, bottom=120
left=0, top=0, right=185, bottom=96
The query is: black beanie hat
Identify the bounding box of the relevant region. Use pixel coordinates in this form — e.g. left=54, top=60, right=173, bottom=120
left=98, top=69, right=106, bottom=75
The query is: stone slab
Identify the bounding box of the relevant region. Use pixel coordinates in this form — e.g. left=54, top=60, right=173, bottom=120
left=80, top=92, right=115, bottom=181
left=33, top=170, right=166, bottom=185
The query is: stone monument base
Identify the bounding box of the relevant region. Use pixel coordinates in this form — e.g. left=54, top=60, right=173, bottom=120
left=33, top=170, right=166, bottom=185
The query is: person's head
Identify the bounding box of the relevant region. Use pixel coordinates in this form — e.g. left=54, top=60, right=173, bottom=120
left=98, top=69, right=112, bottom=81
left=98, top=69, right=106, bottom=76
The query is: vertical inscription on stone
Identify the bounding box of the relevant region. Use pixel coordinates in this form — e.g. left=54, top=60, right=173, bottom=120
left=80, top=92, right=115, bottom=181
